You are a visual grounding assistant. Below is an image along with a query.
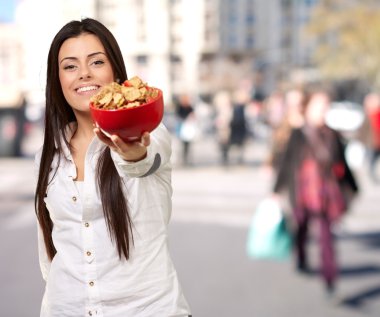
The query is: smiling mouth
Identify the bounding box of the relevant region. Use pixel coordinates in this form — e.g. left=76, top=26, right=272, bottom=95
left=76, top=85, right=100, bottom=93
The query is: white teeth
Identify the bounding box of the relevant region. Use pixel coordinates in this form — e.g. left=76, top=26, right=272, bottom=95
left=77, top=86, right=98, bottom=93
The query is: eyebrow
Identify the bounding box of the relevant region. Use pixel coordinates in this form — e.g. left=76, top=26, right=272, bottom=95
left=59, top=51, right=107, bottom=65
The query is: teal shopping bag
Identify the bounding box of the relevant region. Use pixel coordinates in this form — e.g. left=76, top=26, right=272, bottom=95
left=246, top=198, right=292, bottom=260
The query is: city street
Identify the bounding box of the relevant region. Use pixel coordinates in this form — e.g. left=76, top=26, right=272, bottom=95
left=2, top=1, right=380, bottom=316
left=1, top=136, right=380, bottom=317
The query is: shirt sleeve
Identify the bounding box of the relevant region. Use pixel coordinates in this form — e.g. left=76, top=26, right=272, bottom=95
left=36, top=223, right=51, bottom=281
left=34, top=148, right=51, bottom=282
left=110, top=123, right=172, bottom=178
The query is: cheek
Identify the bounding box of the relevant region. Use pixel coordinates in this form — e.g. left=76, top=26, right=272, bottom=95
left=59, top=75, right=78, bottom=108
left=59, top=73, right=71, bottom=95
left=97, top=62, right=115, bottom=82
left=102, top=67, right=115, bottom=83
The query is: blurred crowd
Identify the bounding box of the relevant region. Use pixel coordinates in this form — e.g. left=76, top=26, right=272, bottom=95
left=2, top=79, right=380, bottom=181
left=1, top=74, right=380, bottom=300
left=169, top=80, right=380, bottom=294
left=170, top=81, right=379, bottom=179
left=3, top=79, right=380, bottom=180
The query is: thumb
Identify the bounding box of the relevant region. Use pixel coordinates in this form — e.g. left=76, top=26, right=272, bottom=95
left=141, top=132, right=151, bottom=147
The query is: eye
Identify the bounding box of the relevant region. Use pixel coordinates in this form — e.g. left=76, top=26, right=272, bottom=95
left=92, top=60, right=105, bottom=66
left=63, top=64, right=76, bottom=71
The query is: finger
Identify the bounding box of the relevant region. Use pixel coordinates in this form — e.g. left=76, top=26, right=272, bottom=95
left=94, top=127, right=111, bottom=144
left=111, top=134, right=145, bottom=150
left=141, top=132, right=151, bottom=147
left=110, top=134, right=127, bottom=152
left=94, top=128, right=116, bottom=149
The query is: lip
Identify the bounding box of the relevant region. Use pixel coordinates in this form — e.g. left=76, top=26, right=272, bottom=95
left=75, top=85, right=100, bottom=94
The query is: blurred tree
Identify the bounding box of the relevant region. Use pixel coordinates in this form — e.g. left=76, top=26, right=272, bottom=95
left=305, top=0, right=380, bottom=91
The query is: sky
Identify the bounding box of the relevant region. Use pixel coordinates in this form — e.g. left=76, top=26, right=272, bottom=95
left=0, top=0, right=18, bottom=23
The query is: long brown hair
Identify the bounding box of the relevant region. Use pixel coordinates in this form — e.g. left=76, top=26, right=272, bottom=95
left=35, top=18, right=133, bottom=261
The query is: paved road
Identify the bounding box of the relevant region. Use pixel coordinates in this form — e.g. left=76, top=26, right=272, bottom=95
left=1, top=136, right=380, bottom=317
left=170, top=165, right=380, bottom=317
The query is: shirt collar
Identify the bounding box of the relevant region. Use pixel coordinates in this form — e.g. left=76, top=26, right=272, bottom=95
left=56, top=122, right=106, bottom=162
left=59, top=122, right=77, bottom=161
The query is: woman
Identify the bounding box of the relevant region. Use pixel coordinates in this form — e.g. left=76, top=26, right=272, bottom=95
left=34, top=18, right=191, bottom=316
left=213, top=90, right=233, bottom=165
left=175, top=93, right=195, bottom=166
left=267, top=87, right=307, bottom=172
left=273, top=87, right=358, bottom=293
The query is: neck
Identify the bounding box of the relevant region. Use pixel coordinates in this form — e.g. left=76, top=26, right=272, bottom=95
left=73, top=111, right=95, bottom=141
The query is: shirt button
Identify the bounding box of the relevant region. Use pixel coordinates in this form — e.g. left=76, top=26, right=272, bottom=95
left=84, top=222, right=90, bottom=227
left=72, top=196, right=77, bottom=202
left=89, top=281, right=94, bottom=287
left=86, top=251, right=92, bottom=256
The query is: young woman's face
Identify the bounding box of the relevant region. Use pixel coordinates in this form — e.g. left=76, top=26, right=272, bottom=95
left=58, top=33, right=114, bottom=113
left=305, top=92, right=330, bottom=127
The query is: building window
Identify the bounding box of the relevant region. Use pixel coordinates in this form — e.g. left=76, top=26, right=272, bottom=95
left=170, top=54, right=182, bottom=63
left=228, top=35, right=237, bottom=47
left=228, top=13, right=238, bottom=24
left=246, top=14, right=255, bottom=25
left=305, top=0, right=318, bottom=6
left=136, top=55, right=148, bottom=65
left=246, top=35, right=255, bottom=49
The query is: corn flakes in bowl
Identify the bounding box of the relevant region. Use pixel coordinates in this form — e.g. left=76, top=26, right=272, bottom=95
left=90, top=76, right=164, bottom=141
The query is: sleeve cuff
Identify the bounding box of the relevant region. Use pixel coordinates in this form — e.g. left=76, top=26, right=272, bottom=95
left=110, top=124, right=171, bottom=178
left=111, top=149, right=162, bottom=178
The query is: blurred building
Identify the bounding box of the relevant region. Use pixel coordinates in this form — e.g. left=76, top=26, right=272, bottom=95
left=0, top=1, right=23, bottom=108
left=0, top=0, right=25, bottom=156
left=0, top=24, right=23, bottom=108
left=0, top=0, right=320, bottom=110
left=97, top=0, right=319, bottom=101
left=253, top=0, right=320, bottom=94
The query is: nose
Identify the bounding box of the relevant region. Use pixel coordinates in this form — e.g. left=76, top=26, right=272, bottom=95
left=79, top=66, right=92, bottom=80
left=80, top=74, right=91, bottom=80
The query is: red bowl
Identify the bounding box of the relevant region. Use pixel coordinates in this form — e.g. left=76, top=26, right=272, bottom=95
left=90, top=88, right=164, bottom=141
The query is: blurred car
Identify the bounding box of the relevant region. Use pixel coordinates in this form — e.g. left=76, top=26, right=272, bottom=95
left=326, top=101, right=366, bottom=169
left=325, top=101, right=365, bottom=135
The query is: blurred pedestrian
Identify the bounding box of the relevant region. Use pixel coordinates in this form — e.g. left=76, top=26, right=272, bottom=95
left=34, top=18, right=191, bottom=317
left=228, top=88, right=249, bottom=164
left=362, top=92, right=380, bottom=183
left=273, top=86, right=358, bottom=293
left=175, top=93, right=196, bottom=166
left=267, top=87, right=307, bottom=172
left=213, top=88, right=249, bottom=166
left=262, top=90, right=286, bottom=131
left=13, top=93, right=28, bottom=157
left=213, top=90, right=233, bottom=165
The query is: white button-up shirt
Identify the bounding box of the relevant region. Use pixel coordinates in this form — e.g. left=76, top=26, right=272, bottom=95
left=35, top=123, right=190, bottom=317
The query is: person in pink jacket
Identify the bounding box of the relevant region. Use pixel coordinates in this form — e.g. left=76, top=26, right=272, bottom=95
left=273, top=86, right=358, bottom=294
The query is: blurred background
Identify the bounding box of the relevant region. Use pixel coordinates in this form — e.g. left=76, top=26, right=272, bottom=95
left=1, top=0, right=380, bottom=316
